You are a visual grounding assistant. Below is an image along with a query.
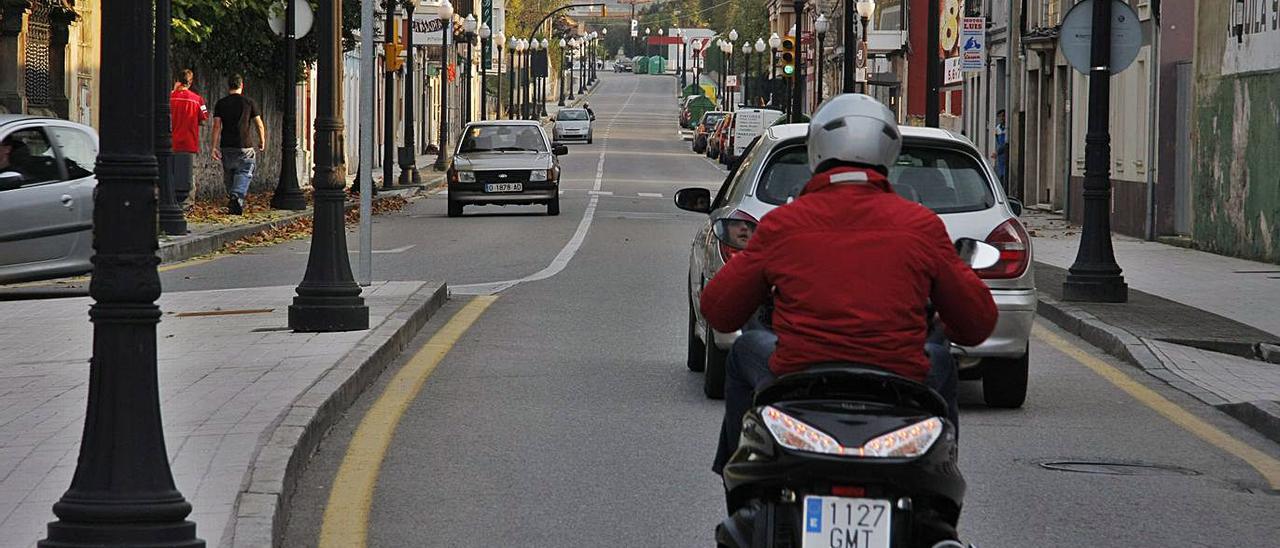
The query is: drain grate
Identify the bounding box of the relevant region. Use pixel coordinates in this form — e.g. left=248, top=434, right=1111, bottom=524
left=1039, top=460, right=1200, bottom=477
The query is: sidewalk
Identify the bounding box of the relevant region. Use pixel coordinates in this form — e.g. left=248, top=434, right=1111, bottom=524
left=1025, top=211, right=1280, bottom=443
left=0, top=281, right=447, bottom=547
left=159, top=166, right=445, bottom=266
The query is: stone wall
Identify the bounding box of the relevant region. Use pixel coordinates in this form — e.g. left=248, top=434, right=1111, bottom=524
left=181, top=66, right=288, bottom=201
left=1191, top=2, right=1280, bottom=263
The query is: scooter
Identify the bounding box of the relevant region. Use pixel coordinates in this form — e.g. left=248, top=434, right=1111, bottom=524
left=710, top=218, right=998, bottom=548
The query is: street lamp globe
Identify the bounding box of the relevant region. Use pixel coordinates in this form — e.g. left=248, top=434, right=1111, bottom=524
left=755, top=37, right=767, bottom=52
left=602, top=27, right=607, bottom=35
left=741, top=41, right=750, bottom=54
left=541, top=38, right=549, bottom=49
left=769, top=32, right=782, bottom=49
left=509, top=35, right=519, bottom=49
left=497, top=30, right=506, bottom=47
left=658, top=28, right=664, bottom=35
left=479, top=22, right=491, bottom=39
left=857, top=0, right=876, bottom=18
left=463, top=13, right=477, bottom=33
left=516, top=38, right=526, bottom=51
left=559, top=37, right=567, bottom=47
left=729, top=29, right=739, bottom=41
left=815, top=13, right=830, bottom=36
left=645, top=27, right=650, bottom=35
left=438, top=0, right=452, bottom=19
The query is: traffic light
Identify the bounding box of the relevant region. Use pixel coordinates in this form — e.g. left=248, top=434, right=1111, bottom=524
left=384, top=21, right=404, bottom=72
left=777, top=36, right=795, bottom=77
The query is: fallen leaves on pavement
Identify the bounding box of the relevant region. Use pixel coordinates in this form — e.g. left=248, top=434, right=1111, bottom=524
left=218, top=192, right=411, bottom=255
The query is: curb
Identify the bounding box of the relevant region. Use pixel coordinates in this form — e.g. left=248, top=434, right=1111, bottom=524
left=225, top=282, right=450, bottom=547
left=1035, top=289, right=1280, bottom=446
left=157, top=181, right=441, bottom=266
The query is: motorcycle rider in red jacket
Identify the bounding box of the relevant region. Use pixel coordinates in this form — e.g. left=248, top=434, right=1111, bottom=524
left=700, top=94, right=999, bottom=475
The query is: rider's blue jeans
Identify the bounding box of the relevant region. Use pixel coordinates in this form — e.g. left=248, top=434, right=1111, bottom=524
left=712, top=327, right=959, bottom=476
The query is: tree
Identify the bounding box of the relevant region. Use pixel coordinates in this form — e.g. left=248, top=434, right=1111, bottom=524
left=171, top=0, right=360, bottom=97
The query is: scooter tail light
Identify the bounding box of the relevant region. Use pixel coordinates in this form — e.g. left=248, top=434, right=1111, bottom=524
left=761, top=406, right=844, bottom=455
left=762, top=407, right=944, bottom=459
left=857, top=417, right=944, bottom=458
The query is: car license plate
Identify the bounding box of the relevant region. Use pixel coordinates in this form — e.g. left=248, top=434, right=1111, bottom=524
left=802, top=496, right=891, bottom=548
left=484, top=183, right=522, bottom=193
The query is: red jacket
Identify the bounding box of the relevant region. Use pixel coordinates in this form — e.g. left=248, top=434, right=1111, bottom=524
left=699, top=166, right=998, bottom=381
left=170, top=87, right=208, bottom=154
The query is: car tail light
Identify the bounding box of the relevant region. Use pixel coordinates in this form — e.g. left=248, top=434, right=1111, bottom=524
left=717, top=210, right=759, bottom=263
left=977, top=218, right=1031, bottom=279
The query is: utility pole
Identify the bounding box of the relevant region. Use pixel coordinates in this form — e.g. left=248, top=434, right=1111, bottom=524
left=926, top=0, right=940, bottom=126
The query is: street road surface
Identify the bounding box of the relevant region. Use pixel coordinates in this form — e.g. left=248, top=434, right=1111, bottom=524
left=145, top=74, right=1279, bottom=547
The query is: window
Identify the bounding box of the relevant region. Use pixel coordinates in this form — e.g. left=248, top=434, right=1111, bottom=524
left=712, top=137, right=763, bottom=209
left=0, top=127, right=61, bottom=186
left=557, top=110, right=589, bottom=121
left=458, top=124, right=547, bottom=153
left=754, top=143, right=997, bottom=214
left=48, top=126, right=96, bottom=180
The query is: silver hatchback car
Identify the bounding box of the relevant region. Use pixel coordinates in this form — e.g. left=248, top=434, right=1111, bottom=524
left=551, top=108, right=593, bottom=143
left=0, top=116, right=100, bottom=284
left=675, top=124, right=1036, bottom=407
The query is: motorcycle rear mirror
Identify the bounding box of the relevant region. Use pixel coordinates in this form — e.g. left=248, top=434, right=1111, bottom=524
left=955, top=238, right=1001, bottom=270
left=712, top=218, right=758, bottom=250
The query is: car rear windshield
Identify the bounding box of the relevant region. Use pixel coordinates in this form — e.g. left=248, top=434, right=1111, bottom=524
left=558, top=110, right=589, bottom=121
left=702, top=113, right=725, bottom=126
left=459, top=125, right=547, bottom=153
left=755, top=143, right=997, bottom=214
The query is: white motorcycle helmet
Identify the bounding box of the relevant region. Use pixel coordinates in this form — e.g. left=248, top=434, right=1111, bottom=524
left=806, top=93, right=902, bottom=175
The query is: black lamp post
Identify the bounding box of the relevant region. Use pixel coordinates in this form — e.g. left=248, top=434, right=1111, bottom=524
left=289, top=0, right=369, bottom=332
left=859, top=3, right=872, bottom=94
left=815, top=13, right=828, bottom=106
left=926, top=0, right=940, bottom=126
left=558, top=37, right=568, bottom=106
left=589, top=32, right=598, bottom=83
left=272, top=0, right=308, bottom=208
left=495, top=30, right=505, bottom=119
left=383, top=1, right=397, bottom=184
left=740, top=41, right=751, bottom=106
left=398, top=0, right=422, bottom=186
left=566, top=37, right=576, bottom=101
left=462, top=14, right=476, bottom=126
left=479, top=22, right=490, bottom=120
left=156, top=0, right=188, bottom=233
left=539, top=38, right=550, bottom=116
left=769, top=32, right=781, bottom=105
left=40, top=1, right=204, bottom=544
left=578, top=38, right=587, bottom=94
left=791, top=1, right=805, bottom=120
left=1062, top=0, right=1128, bottom=302
left=432, top=0, right=453, bottom=170
left=521, top=39, right=531, bottom=119
left=678, top=32, right=686, bottom=89
left=507, top=36, right=517, bottom=118
left=692, top=40, right=701, bottom=88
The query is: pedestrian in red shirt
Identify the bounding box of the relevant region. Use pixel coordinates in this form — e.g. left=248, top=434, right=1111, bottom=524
left=170, top=69, right=208, bottom=205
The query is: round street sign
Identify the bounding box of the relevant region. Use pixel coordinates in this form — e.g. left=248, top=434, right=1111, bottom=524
left=1059, top=0, right=1142, bottom=75
left=268, top=0, right=315, bottom=39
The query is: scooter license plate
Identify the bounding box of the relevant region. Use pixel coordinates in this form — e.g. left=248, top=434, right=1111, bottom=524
left=801, top=496, right=892, bottom=548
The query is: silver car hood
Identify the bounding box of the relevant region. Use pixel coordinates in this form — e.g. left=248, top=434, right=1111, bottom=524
left=554, top=120, right=591, bottom=131
left=453, top=152, right=554, bottom=171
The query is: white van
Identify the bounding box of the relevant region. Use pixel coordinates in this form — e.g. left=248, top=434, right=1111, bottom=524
left=730, top=108, right=786, bottom=158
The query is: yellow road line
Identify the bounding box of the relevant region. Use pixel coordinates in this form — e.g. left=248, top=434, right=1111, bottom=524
left=159, top=254, right=224, bottom=272
left=318, top=295, right=497, bottom=548
left=1034, top=324, right=1280, bottom=489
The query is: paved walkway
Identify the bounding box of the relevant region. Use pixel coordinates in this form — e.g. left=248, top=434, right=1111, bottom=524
left=0, top=281, right=445, bottom=547
left=1025, top=211, right=1280, bottom=443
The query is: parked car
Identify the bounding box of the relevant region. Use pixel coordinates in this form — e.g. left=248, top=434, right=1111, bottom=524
left=615, top=58, right=634, bottom=72
left=446, top=121, right=568, bottom=217
left=0, top=116, right=100, bottom=284
left=679, top=96, right=698, bottom=128
left=674, top=123, right=1035, bottom=408
left=692, top=111, right=728, bottom=154
left=706, top=113, right=733, bottom=161
left=552, top=107, right=594, bottom=143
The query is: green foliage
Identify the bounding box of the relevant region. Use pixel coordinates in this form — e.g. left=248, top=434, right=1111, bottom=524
left=171, top=0, right=360, bottom=95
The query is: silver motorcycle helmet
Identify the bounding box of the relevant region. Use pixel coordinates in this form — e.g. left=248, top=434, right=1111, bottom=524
left=806, top=93, right=902, bottom=174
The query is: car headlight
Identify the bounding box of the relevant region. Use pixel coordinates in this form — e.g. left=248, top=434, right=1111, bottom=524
left=529, top=169, right=549, bottom=182
left=761, top=406, right=943, bottom=458
left=456, top=170, right=475, bottom=183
